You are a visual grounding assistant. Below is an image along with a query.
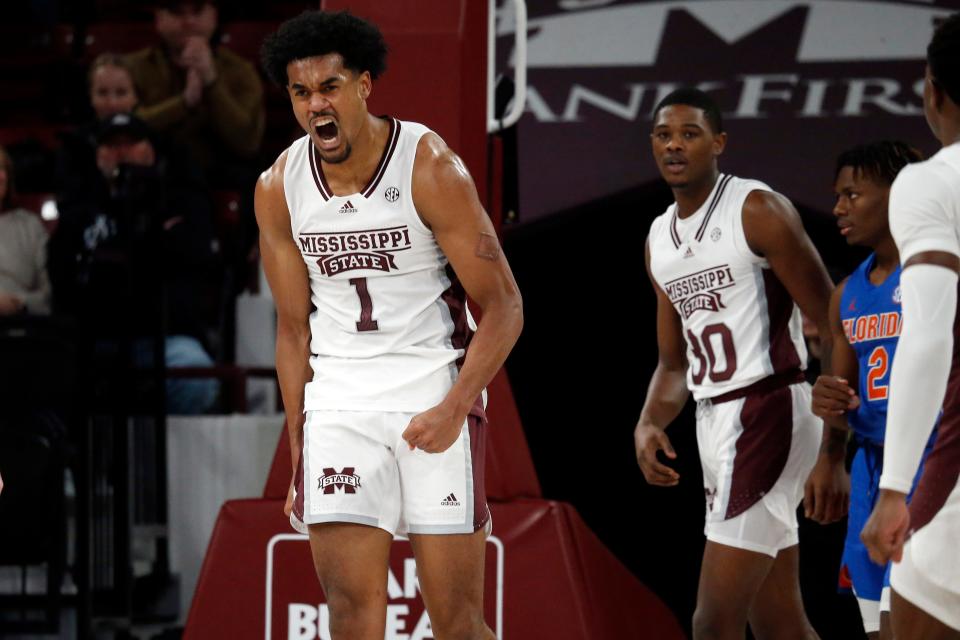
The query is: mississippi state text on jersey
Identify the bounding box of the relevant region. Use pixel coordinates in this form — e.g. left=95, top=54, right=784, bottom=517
left=283, top=117, right=484, bottom=415
left=648, top=174, right=808, bottom=400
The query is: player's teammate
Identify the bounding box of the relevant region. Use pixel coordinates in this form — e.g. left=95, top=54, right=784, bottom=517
left=257, top=12, right=523, bottom=640
left=809, top=141, right=925, bottom=639
left=635, top=87, right=833, bottom=639
left=861, top=12, right=960, bottom=640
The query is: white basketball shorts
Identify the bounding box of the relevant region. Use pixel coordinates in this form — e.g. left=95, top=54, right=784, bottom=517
left=291, top=410, right=489, bottom=537
left=697, top=377, right=820, bottom=557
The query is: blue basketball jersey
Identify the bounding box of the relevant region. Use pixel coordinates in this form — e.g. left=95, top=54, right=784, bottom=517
left=839, top=254, right=902, bottom=445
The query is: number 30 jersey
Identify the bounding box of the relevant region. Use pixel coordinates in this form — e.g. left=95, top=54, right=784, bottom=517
left=839, top=255, right=902, bottom=445
left=648, top=174, right=808, bottom=401
left=283, top=117, right=483, bottom=415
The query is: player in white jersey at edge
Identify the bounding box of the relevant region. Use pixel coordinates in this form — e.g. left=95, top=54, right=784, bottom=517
left=862, top=12, right=960, bottom=640
left=257, top=12, right=523, bottom=640
left=636, top=88, right=834, bottom=640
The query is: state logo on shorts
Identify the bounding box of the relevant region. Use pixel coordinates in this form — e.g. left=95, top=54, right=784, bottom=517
left=317, top=467, right=362, bottom=494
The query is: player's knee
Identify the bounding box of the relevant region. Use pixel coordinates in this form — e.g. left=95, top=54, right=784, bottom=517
left=429, top=606, right=491, bottom=640
left=322, top=582, right=383, bottom=635
left=693, top=604, right=744, bottom=640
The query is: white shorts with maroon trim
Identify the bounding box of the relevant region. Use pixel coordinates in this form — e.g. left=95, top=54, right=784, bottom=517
left=697, top=381, right=820, bottom=557
left=290, top=410, right=489, bottom=537
left=891, top=479, right=960, bottom=631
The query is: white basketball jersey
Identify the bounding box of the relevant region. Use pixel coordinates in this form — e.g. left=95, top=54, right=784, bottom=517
left=648, top=174, right=808, bottom=401
left=283, top=117, right=483, bottom=414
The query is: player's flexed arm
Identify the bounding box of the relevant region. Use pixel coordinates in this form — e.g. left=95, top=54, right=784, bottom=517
left=806, top=281, right=859, bottom=523
left=255, top=151, right=315, bottom=517
left=634, top=237, right=688, bottom=487
left=401, top=134, right=523, bottom=453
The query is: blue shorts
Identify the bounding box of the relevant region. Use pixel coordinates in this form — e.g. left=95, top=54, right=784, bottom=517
left=840, top=439, right=930, bottom=602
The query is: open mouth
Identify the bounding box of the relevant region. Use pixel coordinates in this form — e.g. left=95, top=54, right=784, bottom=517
left=664, top=157, right=687, bottom=174
left=313, top=117, right=340, bottom=149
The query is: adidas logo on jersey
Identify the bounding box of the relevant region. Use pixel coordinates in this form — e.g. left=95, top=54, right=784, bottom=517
left=440, top=493, right=460, bottom=507
left=339, top=200, right=358, bottom=214
left=683, top=246, right=695, bottom=259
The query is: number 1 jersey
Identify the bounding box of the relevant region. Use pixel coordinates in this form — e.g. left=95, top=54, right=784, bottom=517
left=648, top=174, right=808, bottom=401
left=283, top=117, right=483, bottom=415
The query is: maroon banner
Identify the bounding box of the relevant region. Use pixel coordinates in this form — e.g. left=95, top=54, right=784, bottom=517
left=185, top=499, right=684, bottom=639
left=268, top=535, right=501, bottom=639
left=500, top=0, right=960, bottom=222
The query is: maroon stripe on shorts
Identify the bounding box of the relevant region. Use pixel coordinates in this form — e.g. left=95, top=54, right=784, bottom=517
left=763, top=269, right=802, bottom=373
left=469, top=414, right=490, bottom=531
left=293, top=452, right=305, bottom=524
left=725, top=384, right=793, bottom=519
left=910, top=298, right=960, bottom=531
left=440, top=264, right=486, bottom=419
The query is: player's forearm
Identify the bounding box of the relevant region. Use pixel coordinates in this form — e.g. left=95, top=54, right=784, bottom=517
left=638, top=364, right=690, bottom=431
left=442, top=292, right=523, bottom=417
left=275, top=320, right=312, bottom=468
left=817, top=423, right=848, bottom=463
left=815, top=332, right=849, bottom=460
left=880, top=265, right=956, bottom=493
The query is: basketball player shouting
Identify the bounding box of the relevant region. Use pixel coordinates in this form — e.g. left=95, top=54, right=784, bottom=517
left=257, top=11, right=522, bottom=640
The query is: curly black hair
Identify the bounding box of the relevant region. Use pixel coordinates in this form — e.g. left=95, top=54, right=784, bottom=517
left=929, top=12, right=960, bottom=107
left=834, top=140, right=924, bottom=186
left=261, top=10, right=388, bottom=86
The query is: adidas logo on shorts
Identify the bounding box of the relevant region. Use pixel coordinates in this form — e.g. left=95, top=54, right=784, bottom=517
left=440, top=493, right=460, bottom=507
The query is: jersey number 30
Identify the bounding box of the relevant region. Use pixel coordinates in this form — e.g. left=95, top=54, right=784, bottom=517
left=866, top=346, right=889, bottom=401
left=687, top=323, right=737, bottom=385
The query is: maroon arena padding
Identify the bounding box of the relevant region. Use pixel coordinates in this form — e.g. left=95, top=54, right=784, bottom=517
left=184, top=498, right=684, bottom=639
left=321, top=0, right=489, bottom=207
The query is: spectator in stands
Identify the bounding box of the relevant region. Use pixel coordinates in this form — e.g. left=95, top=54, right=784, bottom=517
left=57, top=53, right=140, bottom=211
left=0, top=145, right=51, bottom=317
left=49, top=114, right=220, bottom=414
left=90, top=53, right=139, bottom=120
left=126, top=0, right=265, bottom=186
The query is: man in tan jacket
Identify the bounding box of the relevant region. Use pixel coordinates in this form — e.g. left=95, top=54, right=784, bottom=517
left=126, top=0, right=265, bottom=186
